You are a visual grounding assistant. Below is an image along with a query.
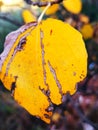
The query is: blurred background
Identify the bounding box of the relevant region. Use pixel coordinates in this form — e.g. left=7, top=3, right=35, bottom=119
left=0, top=0, right=98, bottom=130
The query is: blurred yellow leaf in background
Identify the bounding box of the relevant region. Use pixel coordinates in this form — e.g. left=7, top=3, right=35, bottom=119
left=79, top=14, right=89, bottom=24
left=22, top=9, right=36, bottom=23
left=81, top=24, right=94, bottom=39
left=41, top=4, right=59, bottom=15
left=63, top=0, right=82, bottom=14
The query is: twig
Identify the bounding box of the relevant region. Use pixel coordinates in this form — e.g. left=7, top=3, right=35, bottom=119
left=38, top=2, right=51, bottom=23
left=24, top=0, right=63, bottom=7
left=65, top=93, right=98, bottom=130
left=0, top=15, right=22, bottom=27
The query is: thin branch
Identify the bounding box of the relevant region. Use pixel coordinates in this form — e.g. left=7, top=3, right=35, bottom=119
left=65, top=93, right=98, bottom=130
left=38, top=2, right=51, bottom=23
left=24, top=0, right=63, bottom=7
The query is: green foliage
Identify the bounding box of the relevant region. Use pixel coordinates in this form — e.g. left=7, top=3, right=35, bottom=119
left=0, top=10, right=23, bottom=53
left=82, top=0, right=98, bottom=21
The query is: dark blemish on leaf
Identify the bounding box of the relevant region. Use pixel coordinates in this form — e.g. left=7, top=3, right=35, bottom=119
left=17, top=37, right=26, bottom=51
left=72, top=64, right=74, bottom=66
left=11, top=76, right=18, bottom=96
left=2, top=73, right=7, bottom=80
left=11, top=82, right=16, bottom=97
left=40, top=21, right=42, bottom=25
left=80, top=74, right=85, bottom=79
left=40, top=108, right=42, bottom=111
left=50, top=30, right=53, bottom=35
left=40, top=30, right=54, bottom=111
left=81, top=74, right=85, bottom=77
left=73, top=72, right=76, bottom=76
left=14, top=76, right=18, bottom=80
left=48, top=60, right=63, bottom=98
left=46, top=90, right=50, bottom=97
left=18, top=64, right=20, bottom=67
left=33, top=72, right=37, bottom=75
left=44, top=114, right=50, bottom=119
left=39, top=86, right=53, bottom=107
left=40, top=30, right=47, bottom=86
left=80, top=76, right=82, bottom=79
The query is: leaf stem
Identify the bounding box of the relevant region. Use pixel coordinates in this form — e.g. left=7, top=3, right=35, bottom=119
left=38, top=2, right=51, bottom=23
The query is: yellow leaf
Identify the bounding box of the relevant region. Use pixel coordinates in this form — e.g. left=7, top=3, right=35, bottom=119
left=80, top=24, right=94, bottom=39
left=22, top=9, right=36, bottom=23
left=0, top=18, right=87, bottom=123
left=52, top=112, right=61, bottom=122
left=41, top=4, right=59, bottom=15
left=63, top=0, right=82, bottom=14
left=79, top=14, right=89, bottom=24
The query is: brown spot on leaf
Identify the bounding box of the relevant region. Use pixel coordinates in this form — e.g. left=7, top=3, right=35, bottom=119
left=48, top=60, right=63, bottom=96
left=11, top=82, right=16, bottom=96
left=80, top=76, right=82, bottom=79
left=50, top=29, right=53, bottom=35
left=11, top=76, right=17, bottom=96
left=44, top=114, right=50, bottom=119
left=73, top=72, right=76, bottom=76
left=18, top=64, right=21, bottom=67
left=16, top=37, right=26, bottom=52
